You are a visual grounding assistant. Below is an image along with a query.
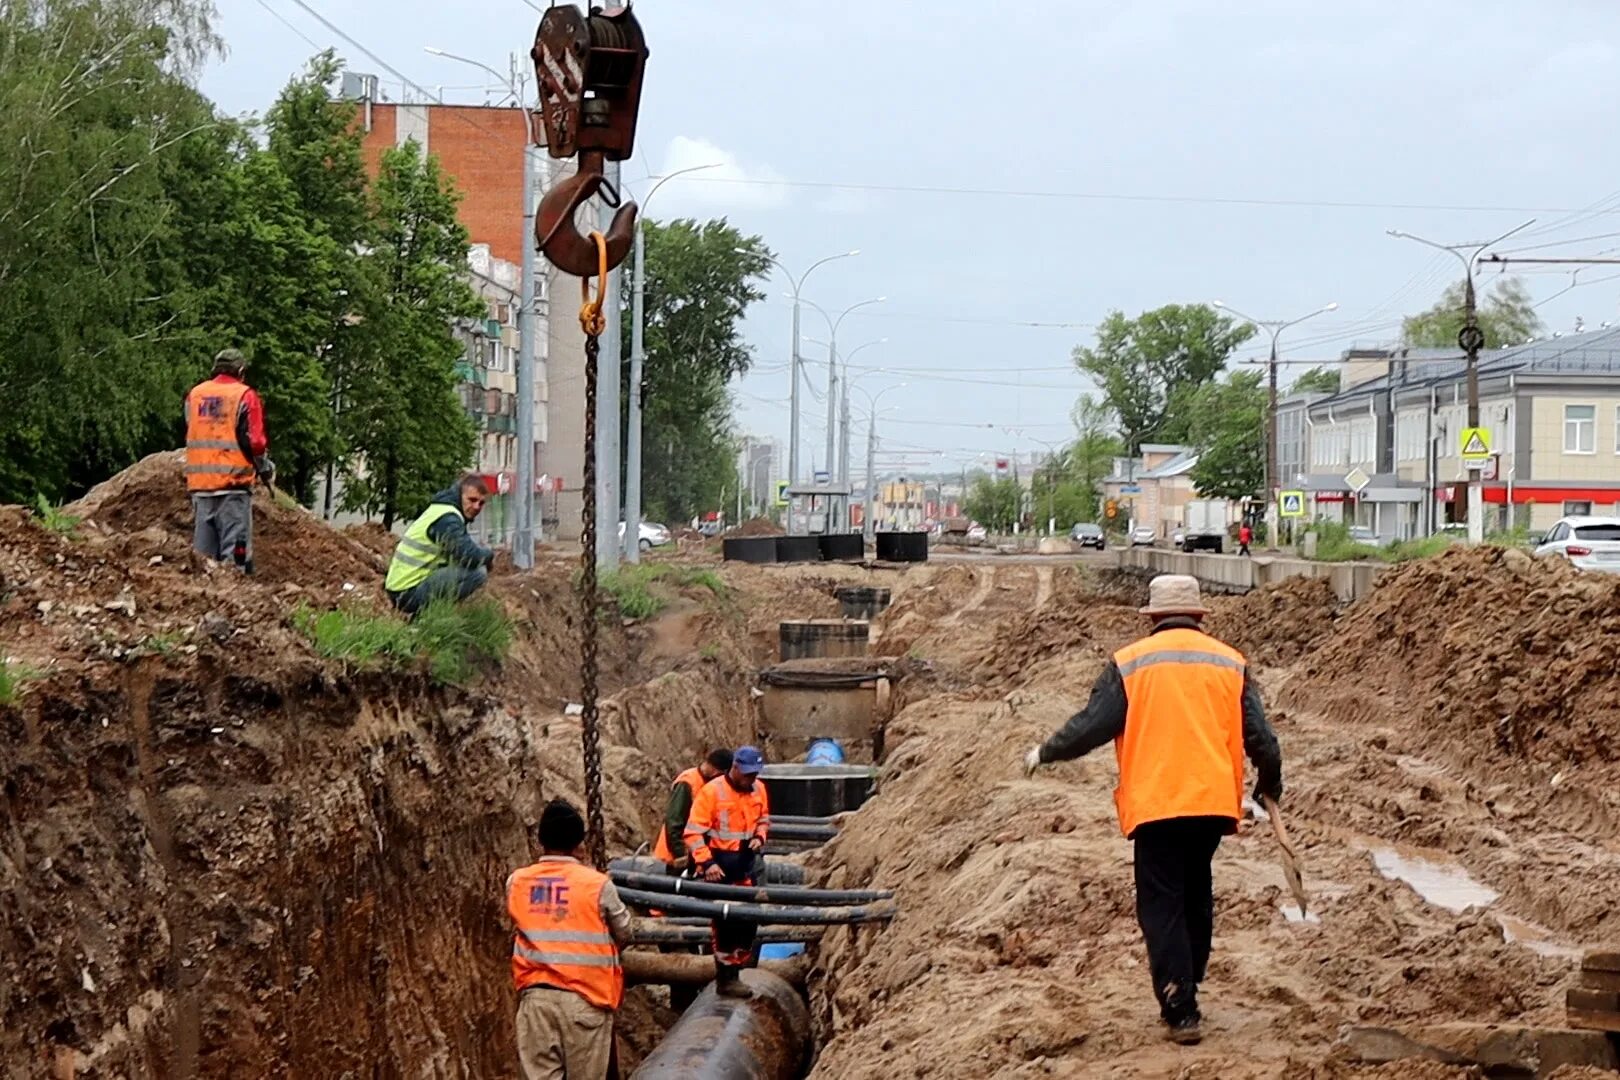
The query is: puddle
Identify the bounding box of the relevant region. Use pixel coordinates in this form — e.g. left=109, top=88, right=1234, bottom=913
left=1280, top=904, right=1321, bottom=925
left=1370, top=848, right=1498, bottom=913
left=1496, top=914, right=1584, bottom=960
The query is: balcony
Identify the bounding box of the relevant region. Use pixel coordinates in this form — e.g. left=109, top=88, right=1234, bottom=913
left=486, top=414, right=516, bottom=434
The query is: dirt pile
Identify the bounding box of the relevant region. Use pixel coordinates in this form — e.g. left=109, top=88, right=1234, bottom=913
left=1209, top=575, right=1342, bottom=666
left=972, top=569, right=1136, bottom=685
left=727, top=516, right=785, bottom=538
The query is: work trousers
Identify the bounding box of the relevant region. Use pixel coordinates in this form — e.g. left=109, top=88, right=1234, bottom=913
left=1239, top=542, right=1251, bottom=556
left=388, top=565, right=488, bottom=617
left=709, top=848, right=759, bottom=976
left=515, top=986, right=614, bottom=1080
left=192, top=490, right=252, bottom=567
left=1132, top=815, right=1231, bottom=1024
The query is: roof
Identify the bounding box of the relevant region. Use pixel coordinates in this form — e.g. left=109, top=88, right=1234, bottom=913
left=1140, top=450, right=1199, bottom=479
left=1139, top=443, right=1192, bottom=454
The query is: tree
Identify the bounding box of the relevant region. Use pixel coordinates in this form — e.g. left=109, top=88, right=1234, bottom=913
left=1073, top=305, right=1254, bottom=455
left=964, top=475, right=1021, bottom=533
left=1186, top=370, right=1266, bottom=500
left=1067, top=393, right=1123, bottom=510
left=1402, top=278, right=1543, bottom=349
left=619, top=218, right=772, bottom=522
left=336, top=141, right=481, bottom=528
left=1289, top=366, right=1341, bottom=395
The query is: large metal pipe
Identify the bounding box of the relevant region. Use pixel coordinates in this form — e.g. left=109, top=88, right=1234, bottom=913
left=609, top=856, right=807, bottom=886
left=629, top=925, right=823, bottom=946
left=629, top=970, right=809, bottom=1080
left=615, top=887, right=895, bottom=925
left=612, top=870, right=892, bottom=906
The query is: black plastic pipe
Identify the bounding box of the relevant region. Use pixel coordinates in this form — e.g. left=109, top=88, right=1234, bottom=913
left=608, top=855, right=807, bottom=886
left=629, top=970, right=809, bottom=1080
left=611, top=869, right=893, bottom=906
left=767, top=823, right=837, bottom=842
left=629, top=925, right=823, bottom=946
left=615, top=887, right=896, bottom=925
left=771, top=814, right=838, bottom=826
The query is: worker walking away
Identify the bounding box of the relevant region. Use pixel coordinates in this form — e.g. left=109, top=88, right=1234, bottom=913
left=385, top=475, right=495, bottom=618
left=1021, top=575, right=1282, bottom=1045
left=506, top=799, right=635, bottom=1080
left=652, top=748, right=733, bottom=873
left=1238, top=522, right=1253, bottom=556
left=184, top=348, right=273, bottom=571
left=684, top=745, right=770, bottom=997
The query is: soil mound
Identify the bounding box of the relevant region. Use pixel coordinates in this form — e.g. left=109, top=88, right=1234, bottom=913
left=727, top=516, right=784, bottom=538
left=1209, top=575, right=1342, bottom=666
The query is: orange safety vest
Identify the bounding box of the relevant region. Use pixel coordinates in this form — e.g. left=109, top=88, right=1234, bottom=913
left=1112, top=627, right=1247, bottom=839
left=506, top=858, right=623, bottom=1010
left=184, top=378, right=255, bottom=492
left=683, top=775, right=770, bottom=866
left=651, top=767, right=707, bottom=864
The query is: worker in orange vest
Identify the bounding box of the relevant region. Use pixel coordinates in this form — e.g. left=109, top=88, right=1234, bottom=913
left=651, top=748, right=733, bottom=872
left=683, top=745, right=769, bottom=997
left=1022, top=575, right=1282, bottom=1045
left=183, top=349, right=272, bottom=571
left=506, top=799, right=635, bottom=1080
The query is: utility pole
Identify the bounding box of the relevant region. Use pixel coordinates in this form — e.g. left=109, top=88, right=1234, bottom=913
left=863, top=418, right=877, bottom=543
left=1212, top=300, right=1338, bottom=550
left=594, top=160, right=623, bottom=571
left=1388, top=220, right=1535, bottom=545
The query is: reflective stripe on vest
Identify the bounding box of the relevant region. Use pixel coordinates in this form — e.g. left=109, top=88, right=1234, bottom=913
left=1111, top=627, right=1247, bottom=839
left=384, top=503, right=463, bottom=593
left=652, top=767, right=706, bottom=864
left=684, top=776, right=769, bottom=865
left=184, top=379, right=254, bottom=492
left=507, top=859, right=623, bottom=1010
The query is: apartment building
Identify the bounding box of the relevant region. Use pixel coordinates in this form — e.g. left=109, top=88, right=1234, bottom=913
left=1298, top=328, right=1620, bottom=536
left=1101, top=444, right=1196, bottom=536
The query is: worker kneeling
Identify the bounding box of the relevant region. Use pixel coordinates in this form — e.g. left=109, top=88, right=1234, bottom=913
left=683, top=745, right=770, bottom=997
left=506, top=799, right=635, bottom=1080
left=1023, top=574, right=1283, bottom=1046
left=652, top=747, right=734, bottom=873
left=385, top=474, right=495, bottom=618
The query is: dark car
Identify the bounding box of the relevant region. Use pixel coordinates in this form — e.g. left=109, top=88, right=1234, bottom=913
left=1069, top=522, right=1106, bottom=550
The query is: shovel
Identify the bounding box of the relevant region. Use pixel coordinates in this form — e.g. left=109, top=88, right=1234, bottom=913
left=1262, top=795, right=1310, bottom=918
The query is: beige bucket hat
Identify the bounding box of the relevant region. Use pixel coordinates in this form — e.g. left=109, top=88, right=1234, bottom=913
left=1139, top=574, right=1210, bottom=617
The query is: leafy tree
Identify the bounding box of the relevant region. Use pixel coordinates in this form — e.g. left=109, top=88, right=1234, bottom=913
left=1073, top=305, right=1253, bottom=455
left=1289, top=366, right=1341, bottom=395
left=620, top=218, right=772, bottom=521
left=1187, top=370, right=1266, bottom=500
left=964, top=475, right=1022, bottom=533
left=336, top=141, right=480, bottom=528
left=1402, top=278, right=1543, bottom=349
left=1067, top=393, right=1122, bottom=509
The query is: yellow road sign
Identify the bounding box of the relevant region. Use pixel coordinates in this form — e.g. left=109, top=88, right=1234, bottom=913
left=774, top=480, right=789, bottom=507
left=1460, top=426, right=1491, bottom=462
left=1278, top=490, right=1306, bottom=518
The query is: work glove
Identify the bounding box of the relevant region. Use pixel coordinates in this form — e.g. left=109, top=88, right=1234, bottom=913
left=700, top=862, right=725, bottom=883
left=254, top=455, right=276, bottom=486
left=1253, top=777, right=1283, bottom=805
left=1022, top=745, right=1044, bottom=778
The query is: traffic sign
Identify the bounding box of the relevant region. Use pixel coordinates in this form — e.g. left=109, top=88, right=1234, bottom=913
left=1344, top=467, right=1370, bottom=494
left=774, top=480, right=789, bottom=507
left=1105, top=499, right=1118, bottom=519
left=1278, top=490, right=1306, bottom=518
left=1460, top=426, right=1491, bottom=468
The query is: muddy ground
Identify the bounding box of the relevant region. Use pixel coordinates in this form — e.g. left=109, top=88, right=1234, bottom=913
left=4, top=465, right=1619, bottom=1078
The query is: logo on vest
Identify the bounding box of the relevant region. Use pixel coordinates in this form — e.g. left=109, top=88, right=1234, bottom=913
left=528, top=876, right=571, bottom=913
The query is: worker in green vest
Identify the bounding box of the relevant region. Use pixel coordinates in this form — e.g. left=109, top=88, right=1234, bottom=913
left=385, top=474, right=496, bottom=617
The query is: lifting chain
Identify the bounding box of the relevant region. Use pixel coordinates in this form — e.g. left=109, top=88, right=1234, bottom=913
left=577, top=232, right=609, bottom=870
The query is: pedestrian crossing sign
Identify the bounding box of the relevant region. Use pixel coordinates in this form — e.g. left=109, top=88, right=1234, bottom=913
left=1460, top=427, right=1491, bottom=464
left=774, top=480, right=789, bottom=507
left=1278, top=491, right=1305, bottom=518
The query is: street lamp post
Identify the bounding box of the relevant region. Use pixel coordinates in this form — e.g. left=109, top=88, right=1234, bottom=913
left=805, top=331, right=887, bottom=531
left=424, top=47, right=539, bottom=566
left=1211, top=299, right=1338, bottom=550
left=623, top=162, right=721, bottom=562
left=1026, top=436, right=1066, bottom=535
left=854, top=383, right=907, bottom=542
left=804, top=297, right=884, bottom=528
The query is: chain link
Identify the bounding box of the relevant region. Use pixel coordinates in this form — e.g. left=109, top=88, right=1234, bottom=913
left=579, top=330, right=606, bottom=870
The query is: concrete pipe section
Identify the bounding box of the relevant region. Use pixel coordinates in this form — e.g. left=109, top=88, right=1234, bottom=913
left=630, top=969, right=810, bottom=1080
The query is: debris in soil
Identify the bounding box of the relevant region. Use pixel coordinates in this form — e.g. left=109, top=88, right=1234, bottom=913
left=1209, top=575, right=1341, bottom=666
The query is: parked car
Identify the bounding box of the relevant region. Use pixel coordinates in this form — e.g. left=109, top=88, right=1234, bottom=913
left=617, top=521, right=671, bottom=551
left=1130, top=526, right=1157, bottom=547
left=1533, top=516, right=1620, bottom=572
left=1348, top=525, right=1378, bottom=544
left=1170, top=527, right=1187, bottom=550
left=965, top=523, right=988, bottom=543
left=1069, top=522, right=1106, bottom=550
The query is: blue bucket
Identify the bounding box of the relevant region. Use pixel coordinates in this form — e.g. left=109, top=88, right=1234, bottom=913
left=758, top=942, right=806, bottom=960
left=805, top=738, right=846, bottom=766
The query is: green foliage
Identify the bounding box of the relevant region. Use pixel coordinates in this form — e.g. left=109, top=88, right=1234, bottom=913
left=1187, top=370, right=1266, bottom=500
left=596, top=563, right=729, bottom=620
left=1073, top=305, right=1254, bottom=455
left=1403, top=278, right=1543, bottom=350
left=297, top=602, right=417, bottom=663
left=32, top=495, right=81, bottom=536
left=964, top=476, right=1023, bottom=533
left=1290, top=366, right=1341, bottom=395
left=1307, top=520, right=1460, bottom=563
left=294, top=598, right=511, bottom=686
left=142, top=631, right=184, bottom=657
left=0, top=659, right=40, bottom=706
left=620, top=219, right=772, bottom=522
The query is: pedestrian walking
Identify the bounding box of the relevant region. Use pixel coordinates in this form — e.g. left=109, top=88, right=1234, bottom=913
left=1238, top=523, right=1253, bottom=556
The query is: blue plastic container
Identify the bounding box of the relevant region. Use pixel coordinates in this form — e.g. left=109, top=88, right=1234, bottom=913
left=805, top=738, right=846, bottom=766
left=758, top=942, right=807, bottom=960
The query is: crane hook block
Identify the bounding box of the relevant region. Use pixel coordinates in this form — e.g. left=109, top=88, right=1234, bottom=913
left=531, top=4, right=649, bottom=278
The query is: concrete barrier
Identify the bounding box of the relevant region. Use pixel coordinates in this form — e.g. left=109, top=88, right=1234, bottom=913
left=1116, top=547, right=1387, bottom=602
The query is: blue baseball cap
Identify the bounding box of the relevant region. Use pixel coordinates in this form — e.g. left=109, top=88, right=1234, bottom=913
left=733, top=745, right=765, bottom=774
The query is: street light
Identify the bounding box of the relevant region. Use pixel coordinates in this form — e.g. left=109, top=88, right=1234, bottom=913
left=854, top=383, right=908, bottom=540
left=425, top=46, right=541, bottom=566
left=803, top=334, right=889, bottom=529
left=801, top=297, right=885, bottom=510
left=1211, top=299, right=1338, bottom=549
left=752, top=250, right=859, bottom=489
left=623, top=161, right=721, bottom=562
left=1026, top=435, right=1068, bottom=536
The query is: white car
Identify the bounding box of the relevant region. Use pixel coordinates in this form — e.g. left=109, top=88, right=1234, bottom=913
left=1130, top=526, right=1157, bottom=547
left=1533, top=515, right=1620, bottom=572
left=617, top=521, right=671, bottom=551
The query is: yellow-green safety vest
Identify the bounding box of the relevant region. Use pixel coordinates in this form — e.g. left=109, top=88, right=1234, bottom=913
left=385, top=503, right=464, bottom=592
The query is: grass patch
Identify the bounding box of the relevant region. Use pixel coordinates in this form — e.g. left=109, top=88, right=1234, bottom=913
left=1308, top=521, right=1465, bottom=564
left=142, top=632, right=184, bottom=657
left=0, top=659, right=40, bottom=706
left=293, top=598, right=512, bottom=686
left=32, top=494, right=80, bottom=537
left=594, top=562, right=729, bottom=621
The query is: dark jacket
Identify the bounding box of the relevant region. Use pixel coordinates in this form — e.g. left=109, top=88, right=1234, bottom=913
left=424, top=486, right=494, bottom=570
left=662, top=779, right=699, bottom=863
left=1038, top=617, right=1283, bottom=803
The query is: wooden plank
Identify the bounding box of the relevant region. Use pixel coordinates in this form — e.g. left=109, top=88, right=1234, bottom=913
left=1567, top=987, right=1620, bottom=1012
left=1581, top=949, right=1620, bottom=973
left=1579, top=969, right=1620, bottom=993
left=1566, top=1009, right=1620, bottom=1035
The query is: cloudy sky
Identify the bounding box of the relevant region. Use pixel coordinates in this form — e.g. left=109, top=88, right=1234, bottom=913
left=203, top=1, right=1620, bottom=476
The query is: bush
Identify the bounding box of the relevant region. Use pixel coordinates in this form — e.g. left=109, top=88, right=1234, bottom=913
left=293, top=598, right=513, bottom=686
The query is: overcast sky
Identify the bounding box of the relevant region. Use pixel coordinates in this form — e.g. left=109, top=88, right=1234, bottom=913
left=203, top=1, right=1620, bottom=475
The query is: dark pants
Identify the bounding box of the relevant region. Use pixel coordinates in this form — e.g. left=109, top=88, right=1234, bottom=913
left=192, top=491, right=253, bottom=568
left=1239, top=542, right=1251, bottom=556
left=388, top=565, right=488, bottom=617
left=709, top=848, right=759, bottom=979
left=1132, top=815, right=1231, bottom=1024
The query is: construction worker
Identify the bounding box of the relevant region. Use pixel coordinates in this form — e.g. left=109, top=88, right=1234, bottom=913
left=1022, top=574, right=1282, bottom=1045
left=385, top=475, right=495, bottom=617
left=683, top=745, right=770, bottom=997
left=506, top=798, right=634, bottom=1080
left=652, top=748, right=734, bottom=872
left=184, top=348, right=272, bottom=570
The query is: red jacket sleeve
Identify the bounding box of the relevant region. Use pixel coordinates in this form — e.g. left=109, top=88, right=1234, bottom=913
left=240, top=389, right=269, bottom=457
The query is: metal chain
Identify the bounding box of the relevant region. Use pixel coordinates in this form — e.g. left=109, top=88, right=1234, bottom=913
left=579, top=329, right=606, bottom=870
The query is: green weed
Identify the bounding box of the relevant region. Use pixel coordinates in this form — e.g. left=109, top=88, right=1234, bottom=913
left=143, top=632, right=184, bottom=657
left=32, top=494, right=80, bottom=537
left=0, top=659, right=40, bottom=706
left=593, top=563, right=729, bottom=621
left=292, top=598, right=512, bottom=686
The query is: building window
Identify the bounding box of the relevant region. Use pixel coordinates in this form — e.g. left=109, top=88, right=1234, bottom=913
left=1564, top=500, right=1593, bottom=516
left=1565, top=404, right=1596, bottom=454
